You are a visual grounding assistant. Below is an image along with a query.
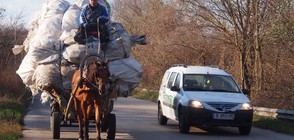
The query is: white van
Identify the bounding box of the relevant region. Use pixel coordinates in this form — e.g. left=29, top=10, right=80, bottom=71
left=157, top=64, right=253, bottom=135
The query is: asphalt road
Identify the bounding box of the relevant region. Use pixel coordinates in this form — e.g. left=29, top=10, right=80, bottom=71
left=22, top=96, right=294, bottom=140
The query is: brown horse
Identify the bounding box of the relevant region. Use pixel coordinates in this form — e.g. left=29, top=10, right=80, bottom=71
left=72, top=59, right=110, bottom=140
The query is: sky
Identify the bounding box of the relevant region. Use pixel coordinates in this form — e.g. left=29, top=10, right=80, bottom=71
left=1, top=0, right=113, bottom=28
left=1, top=0, right=75, bottom=27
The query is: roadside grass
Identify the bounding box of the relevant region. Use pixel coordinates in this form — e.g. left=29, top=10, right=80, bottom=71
left=131, top=88, right=158, bottom=103
left=0, top=92, right=28, bottom=140
left=253, top=114, right=294, bottom=135
left=0, top=121, right=22, bottom=140
left=132, top=89, right=294, bottom=135
left=0, top=68, right=31, bottom=140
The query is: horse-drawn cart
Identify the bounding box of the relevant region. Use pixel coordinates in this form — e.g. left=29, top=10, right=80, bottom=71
left=13, top=4, right=146, bottom=137
left=49, top=54, right=116, bottom=140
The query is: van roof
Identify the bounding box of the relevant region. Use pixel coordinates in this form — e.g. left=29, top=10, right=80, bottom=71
left=168, top=65, right=229, bottom=75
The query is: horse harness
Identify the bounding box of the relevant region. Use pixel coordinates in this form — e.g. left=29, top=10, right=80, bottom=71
left=86, top=61, right=109, bottom=94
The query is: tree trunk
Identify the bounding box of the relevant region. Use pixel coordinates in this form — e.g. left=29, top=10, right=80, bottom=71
left=254, top=0, right=262, bottom=93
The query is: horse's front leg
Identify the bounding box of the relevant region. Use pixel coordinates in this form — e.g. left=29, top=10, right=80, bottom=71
left=74, top=100, right=84, bottom=140
left=82, top=101, right=90, bottom=140
left=94, top=101, right=102, bottom=140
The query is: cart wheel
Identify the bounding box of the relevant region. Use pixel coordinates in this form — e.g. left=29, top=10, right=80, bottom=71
left=106, top=113, right=116, bottom=140
left=107, top=99, right=114, bottom=113
left=51, top=111, right=61, bottom=139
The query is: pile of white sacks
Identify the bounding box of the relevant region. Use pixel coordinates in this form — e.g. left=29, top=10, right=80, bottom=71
left=13, top=0, right=146, bottom=101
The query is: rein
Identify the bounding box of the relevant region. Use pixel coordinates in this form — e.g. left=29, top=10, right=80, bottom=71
left=84, top=77, right=99, bottom=91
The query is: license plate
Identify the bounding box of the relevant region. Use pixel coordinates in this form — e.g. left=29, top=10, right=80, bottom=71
left=213, top=113, right=235, bottom=120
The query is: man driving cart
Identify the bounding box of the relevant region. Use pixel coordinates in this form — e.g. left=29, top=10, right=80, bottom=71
left=75, top=0, right=110, bottom=48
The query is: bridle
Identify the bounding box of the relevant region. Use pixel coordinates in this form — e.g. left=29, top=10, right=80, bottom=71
left=84, top=60, right=110, bottom=95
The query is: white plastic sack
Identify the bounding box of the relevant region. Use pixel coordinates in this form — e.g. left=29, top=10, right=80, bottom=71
left=12, top=45, right=25, bottom=55
left=62, top=4, right=81, bottom=31
left=60, top=29, right=77, bottom=45
left=14, top=0, right=147, bottom=99
left=101, top=22, right=132, bottom=60
left=62, top=44, right=86, bottom=64
left=76, top=0, right=88, bottom=8
left=14, top=0, right=71, bottom=97
left=116, top=80, right=138, bottom=97
left=60, top=59, right=78, bottom=90
left=45, top=0, right=71, bottom=17
left=76, top=0, right=107, bottom=10
left=17, top=3, right=47, bottom=53
left=16, top=54, right=37, bottom=86
left=28, top=47, right=60, bottom=64
left=30, top=14, right=64, bottom=50
left=108, top=57, right=143, bottom=96
left=60, top=61, right=78, bottom=78
left=130, top=35, right=148, bottom=46
left=109, top=57, right=142, bottom=83
left=29, top=85, right=40, bottom=96
left=28, top=0, right=69, bottom=51
left=98, top=0, right=107, bottom=7
left=33, top=62, right=62, bottom=91
left=62, top=37, right=100, bottom=64
left=29, top=3, right=47, bottom=30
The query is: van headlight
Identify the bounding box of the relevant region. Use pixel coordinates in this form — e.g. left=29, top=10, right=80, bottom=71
left=240, top=103, right=252, bottom=110
left=189, top=100, right=203, bottom=108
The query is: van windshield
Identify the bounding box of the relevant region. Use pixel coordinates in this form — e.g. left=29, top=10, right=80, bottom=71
left=183, top=74, right=241, bottom=93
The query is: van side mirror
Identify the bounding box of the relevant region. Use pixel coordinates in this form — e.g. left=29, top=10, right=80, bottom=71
left=171, top=86, right=180, bottom=92
left=242, top=89, right=250, bottom=95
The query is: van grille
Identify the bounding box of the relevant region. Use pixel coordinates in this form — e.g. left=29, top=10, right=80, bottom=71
left=207, top=103, right=239, bottom=112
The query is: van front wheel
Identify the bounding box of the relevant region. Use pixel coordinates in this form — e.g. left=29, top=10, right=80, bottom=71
left=178, top=109, right=190, bottom=133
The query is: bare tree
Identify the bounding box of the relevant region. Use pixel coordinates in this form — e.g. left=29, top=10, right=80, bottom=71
left=112, top=0, right=203, bottom=88
left=0, top=7, right=5, bottom=20
left=256, top=0, right=294, bottom=109
left=177, top=0, right=269, bottom=92
left=111, top=0, right=294, bottom=109
left=0, top=6, right=27, bottom=95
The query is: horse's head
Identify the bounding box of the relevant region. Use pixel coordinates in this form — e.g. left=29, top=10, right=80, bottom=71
left=86, top=59, right=110, bottom=94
